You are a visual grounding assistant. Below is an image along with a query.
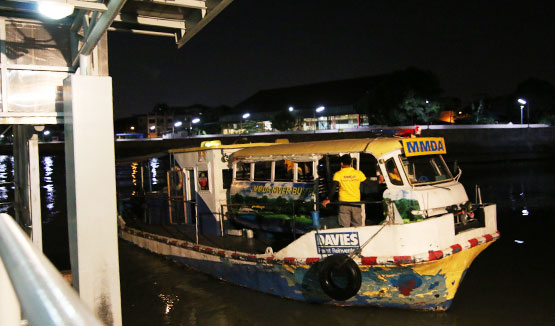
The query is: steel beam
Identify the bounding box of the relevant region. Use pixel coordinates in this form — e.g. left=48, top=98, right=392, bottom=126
left=114, top=13, right=186, bottom=29
left=177, top=0, right=233, bottom=48
left=71, top=0, right=127, bottom=69
left=136, top=0, right=207, bottom=9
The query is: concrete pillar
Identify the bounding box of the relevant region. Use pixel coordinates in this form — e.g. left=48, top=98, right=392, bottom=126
left=12, top=125, right=42, bottom=250
left=63, top=75, right=122, bottom=326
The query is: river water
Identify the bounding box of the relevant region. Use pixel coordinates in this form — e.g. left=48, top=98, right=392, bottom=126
left=2, top=155, right=554, bottom=325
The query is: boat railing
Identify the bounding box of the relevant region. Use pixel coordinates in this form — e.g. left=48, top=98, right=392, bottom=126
left=0, top=213, right=104, bottom=326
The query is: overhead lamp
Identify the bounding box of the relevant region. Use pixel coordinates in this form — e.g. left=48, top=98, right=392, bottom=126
left=242, top=113, right=250, bottom=119
left=517, top=98, right=527, bottom=105
left=288, top=106, right=294, bottom=112
left=174, top=121, right=183, bottom=128
left=38, top=1, right=75, bottom=20
left=191, top=118, right=200, bottom=124
left=315, top=106, right=325, bottom=113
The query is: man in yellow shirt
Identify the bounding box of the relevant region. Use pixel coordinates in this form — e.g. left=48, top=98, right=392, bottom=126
left=322, top=154, right=371, bottom=227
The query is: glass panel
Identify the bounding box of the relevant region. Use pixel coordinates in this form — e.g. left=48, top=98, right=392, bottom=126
left=253, top=161, right=271, bottom=181
left=385, top=158, right=403, bottom=185
left=235, top=162, right=250, bottom=180
left=6, top=70, right=67, bottom=112
left=222, top=169, right=232, bottom=190
left=298, top=162, right=314, bottom=181
left=401, top=155, right=453, bottom=185
left=5, top=21, right=71, bottom=67
left=274, top=160, right=292, bottom=182
left=198, top=170, right=209, bottom=191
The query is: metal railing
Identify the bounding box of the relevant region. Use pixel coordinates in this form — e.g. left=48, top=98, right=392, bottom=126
left=0, top=213, right=103, bottom=326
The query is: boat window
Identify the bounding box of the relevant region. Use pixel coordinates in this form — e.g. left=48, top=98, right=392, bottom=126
left=198, top=170, right=209, bottom=190
left=254, top=161, right=272, bottom=181
left=317, top=155, right=340, bottom=198
left=359, top=153, right=378, bottom=178
left=235, top=162, right=251, bottom=180
left=222, top=169, right=232, bottom=189
left=298, top=162, right=314, bottom=181
left=385, top=158, right=403, bottom=185
left=275, top=160, right=293, bottom=181
left=401, top=155, right=452, bottom=185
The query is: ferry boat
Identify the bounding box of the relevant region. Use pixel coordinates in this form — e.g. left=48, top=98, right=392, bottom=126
left=118, top=134, right=499, bottom=311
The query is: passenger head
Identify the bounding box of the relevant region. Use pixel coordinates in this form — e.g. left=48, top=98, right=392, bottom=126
left=340, top=154, right=352, bottom=167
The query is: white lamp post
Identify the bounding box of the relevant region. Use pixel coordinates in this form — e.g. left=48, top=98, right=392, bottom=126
left=314, top=106, right=325, bottom=131
left=190, top=117, right=200, bottom=135
left=172, top=121, right=182, bottom=136
left=517, top=98, right=527, bottom=125
left=241, top=113, right=250, bottom=132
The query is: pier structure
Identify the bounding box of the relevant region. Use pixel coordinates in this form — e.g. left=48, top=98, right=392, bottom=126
left=0, top=1, right=232, bottom=325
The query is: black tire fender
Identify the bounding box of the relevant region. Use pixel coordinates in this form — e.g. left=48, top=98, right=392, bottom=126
left=317, top=254, right=362, bottom=301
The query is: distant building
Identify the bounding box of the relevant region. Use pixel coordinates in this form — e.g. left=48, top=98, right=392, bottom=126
left=115, top=104, right=211, bottom=138
left=220, top=76, right=386, bottom=133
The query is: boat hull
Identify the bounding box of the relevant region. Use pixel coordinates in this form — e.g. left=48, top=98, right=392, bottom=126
left=120, top=226, right=497, bottom=310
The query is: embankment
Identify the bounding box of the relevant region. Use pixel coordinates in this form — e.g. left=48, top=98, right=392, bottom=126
left=1, top=126, right=554, bottom=162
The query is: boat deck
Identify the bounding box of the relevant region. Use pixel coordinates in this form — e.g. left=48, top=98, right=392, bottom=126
left=123, top=218, right=295, bottom=254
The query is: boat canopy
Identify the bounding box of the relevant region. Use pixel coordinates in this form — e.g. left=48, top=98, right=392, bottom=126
left=232, top=138, right=404, bottom=161
left=168, top=141, right=279, bottom=154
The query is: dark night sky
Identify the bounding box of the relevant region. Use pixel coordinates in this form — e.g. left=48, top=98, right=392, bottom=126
left=108, top=0, right=555, bottom=118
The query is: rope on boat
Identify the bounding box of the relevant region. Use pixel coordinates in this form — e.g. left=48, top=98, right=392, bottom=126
left=348, top=200, right=394, bottom=259
left=349, top=220, right=390, bottom=259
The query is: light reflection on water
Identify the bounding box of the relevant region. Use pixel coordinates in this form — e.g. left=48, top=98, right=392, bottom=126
left=0, top=155, right=14, bottom=213
left=42, top=156, right=56, bottom=222
left=150, top=157, right=159, bottom=186
left=131, top=162, right=139, bottom=196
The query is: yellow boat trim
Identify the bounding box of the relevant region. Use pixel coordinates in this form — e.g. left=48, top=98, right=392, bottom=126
left=411, top=241, right=492, bottom=300
left=169, top=142, right=278, bottom=154
left=232, top=137, right=404, bottom=160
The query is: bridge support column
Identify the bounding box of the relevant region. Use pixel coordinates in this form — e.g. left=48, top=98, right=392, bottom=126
left=63, top=75, right=122, bottom=326
left=12, top=125, right=42, bottom=250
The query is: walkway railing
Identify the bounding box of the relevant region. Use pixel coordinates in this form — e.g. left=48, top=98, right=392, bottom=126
left=0, top=213, right=103, bottom=326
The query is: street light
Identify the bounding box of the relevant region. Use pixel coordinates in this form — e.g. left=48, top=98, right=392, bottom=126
left=189, top=117, right=200, bottom=135
left=517, top=98, right=527, bottom=125
left=172, top=121, right=182, bottom=136
left=288, top=106, right=294, bottom=112
left=314, top=106, right=325, bottom=131
left=241, top=113, right=250, bottom=132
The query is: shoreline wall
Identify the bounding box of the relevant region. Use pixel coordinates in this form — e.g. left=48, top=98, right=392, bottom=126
left=2, top=126, right=554, bottom=162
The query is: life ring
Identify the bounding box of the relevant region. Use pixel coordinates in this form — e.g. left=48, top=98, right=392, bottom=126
left=317, top=254, right=362, bottom=301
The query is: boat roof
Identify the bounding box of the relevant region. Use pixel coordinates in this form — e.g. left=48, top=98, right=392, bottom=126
left=232, top=137, right=404, bottom=160
left=168, top=142, right=279, bottom=154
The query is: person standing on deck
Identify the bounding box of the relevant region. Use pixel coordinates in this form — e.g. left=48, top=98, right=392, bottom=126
left=322, top=154, right=370, bottom=227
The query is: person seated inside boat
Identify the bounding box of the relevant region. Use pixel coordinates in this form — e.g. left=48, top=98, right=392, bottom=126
left=385, top=159, right=403, bottom=185
left=285, top=160, right=301, bottom=179
left=321, top=154, right=380, bottom=227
